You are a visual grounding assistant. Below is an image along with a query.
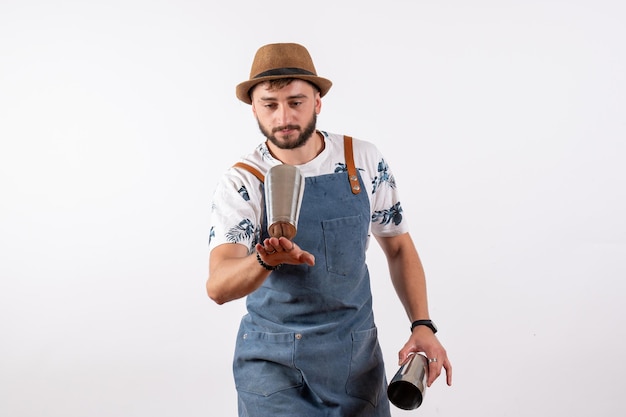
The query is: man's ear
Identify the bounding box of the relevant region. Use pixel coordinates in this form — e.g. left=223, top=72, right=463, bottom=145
left=315, top=93, right=322, bottom=115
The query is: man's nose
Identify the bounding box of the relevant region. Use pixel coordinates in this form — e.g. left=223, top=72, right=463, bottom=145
left=276, top=105, right=290, bottom=125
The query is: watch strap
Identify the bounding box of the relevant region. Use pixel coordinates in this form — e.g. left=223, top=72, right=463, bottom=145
left=410, top=319, right=437, bottom=334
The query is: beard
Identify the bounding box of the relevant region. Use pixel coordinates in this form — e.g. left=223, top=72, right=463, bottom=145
left=258, top=112, right=317, bottom=150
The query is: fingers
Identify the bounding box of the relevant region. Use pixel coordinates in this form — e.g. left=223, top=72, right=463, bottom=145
left=444, top=358, right=453, bottom=386
left=395, top=350, right=450, bottom=387
left=277, top=237, right=295, bottom=252
left=261, top=237, right=295, bottom=254
left=426, top=358, right=441, bottom=387
left=256, top=238, right=315, bottom=266
left=398, top=333, right=452, bottom=387
left=397, top=348, right=413, bottom=366
left=426, top=354, right=452, bottom=387
left=255, top=243, right=275, bottom=256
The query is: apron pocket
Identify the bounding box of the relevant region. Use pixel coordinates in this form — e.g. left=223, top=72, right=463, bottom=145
left=322, top=215, right=366, bottom=276
left=234, top=330, right=303, bottom=397
left=346, top=327, right=385, bottom=407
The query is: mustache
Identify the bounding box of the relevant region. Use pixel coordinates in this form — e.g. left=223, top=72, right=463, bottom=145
left=272, top=125, right=300, bottom=133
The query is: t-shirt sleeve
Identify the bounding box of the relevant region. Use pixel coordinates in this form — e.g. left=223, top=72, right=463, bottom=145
left=208, top=168, right=264, bottom=253
left=357, top=140, right=411, bottom=238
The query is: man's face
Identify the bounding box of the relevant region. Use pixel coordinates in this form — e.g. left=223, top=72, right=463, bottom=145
left=251, top=80, right=322, bottom=150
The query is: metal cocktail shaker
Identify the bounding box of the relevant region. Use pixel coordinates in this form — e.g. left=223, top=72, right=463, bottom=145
left=265, top=164, right=304, bottom=239
left=387, top=353, right=429, bottom=410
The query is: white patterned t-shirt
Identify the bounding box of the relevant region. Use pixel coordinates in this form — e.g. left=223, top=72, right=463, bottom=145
left=208, top=131, right=410, bottom=253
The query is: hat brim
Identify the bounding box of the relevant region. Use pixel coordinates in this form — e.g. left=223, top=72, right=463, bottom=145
left=236, top=75, right=332, bottom=105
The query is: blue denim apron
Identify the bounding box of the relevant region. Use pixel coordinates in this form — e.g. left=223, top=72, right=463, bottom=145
left=233, top=167, right=391, bottom=417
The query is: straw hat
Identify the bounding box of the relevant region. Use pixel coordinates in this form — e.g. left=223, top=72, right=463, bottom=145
left=236, top=43, right=332, bottom=104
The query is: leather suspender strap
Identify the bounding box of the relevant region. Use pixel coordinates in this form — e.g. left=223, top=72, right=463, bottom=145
left=343, top=135, right=361, bottom=194
left=232, top=162, right=265, bottom=183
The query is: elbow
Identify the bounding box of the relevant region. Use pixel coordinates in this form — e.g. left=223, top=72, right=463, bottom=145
left=206, top=278, right=227, bottom=305
left=211, top=297, right=227, bottom=306
left=206, top=280, right=227, bottom=305
left=207, top=277, right=242, bottom=305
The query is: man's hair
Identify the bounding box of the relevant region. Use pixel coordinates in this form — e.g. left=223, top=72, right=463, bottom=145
left=250, top=78, right=321, bottom=100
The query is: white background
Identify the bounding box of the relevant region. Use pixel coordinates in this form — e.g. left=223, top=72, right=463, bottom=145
left=1, top=1, right=625, bottom=416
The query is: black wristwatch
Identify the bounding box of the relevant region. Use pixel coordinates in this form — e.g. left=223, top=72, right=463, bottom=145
left=410, top=319, right=438, bottom=334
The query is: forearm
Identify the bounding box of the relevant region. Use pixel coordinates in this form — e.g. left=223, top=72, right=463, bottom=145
left=389, top=251, right=430, bottom=322
left=391, top=246, right=452, bottom=386
left=207, top=237, right=316, bottom=304
left=207, top=251, right=271, bottom=305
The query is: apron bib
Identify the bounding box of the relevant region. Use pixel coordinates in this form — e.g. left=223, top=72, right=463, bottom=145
left=232, top=141, right=390, bottom=417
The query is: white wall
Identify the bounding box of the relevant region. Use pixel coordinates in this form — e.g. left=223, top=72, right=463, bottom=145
left=1, top=1, right=624, bottom=416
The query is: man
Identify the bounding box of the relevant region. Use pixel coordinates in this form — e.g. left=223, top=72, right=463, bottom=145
left=206, top=43, right=452, bottom=417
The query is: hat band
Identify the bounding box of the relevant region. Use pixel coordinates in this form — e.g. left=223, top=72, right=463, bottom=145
left=254, top=67, right=316, bottom=79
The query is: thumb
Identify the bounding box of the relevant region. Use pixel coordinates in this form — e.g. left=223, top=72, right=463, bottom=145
left=300, top=252, right=315, bottom=266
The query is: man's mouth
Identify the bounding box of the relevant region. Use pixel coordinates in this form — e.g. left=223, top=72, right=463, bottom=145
left=274, top=125, right=300, bottom=133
